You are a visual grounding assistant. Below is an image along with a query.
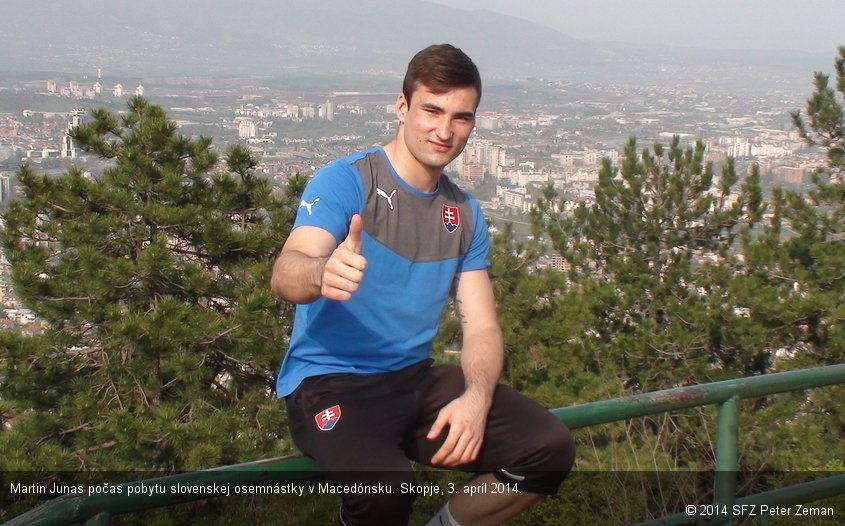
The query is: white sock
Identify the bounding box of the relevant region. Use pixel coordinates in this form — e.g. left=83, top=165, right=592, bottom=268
left=424, top=502, right=463, bottom=526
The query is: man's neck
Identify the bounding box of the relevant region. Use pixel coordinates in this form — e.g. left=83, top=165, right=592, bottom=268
left=382, top=140, right=441, bottom=194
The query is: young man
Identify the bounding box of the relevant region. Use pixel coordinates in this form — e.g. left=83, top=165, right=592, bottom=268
left=271, top=44, right=574, bottom=526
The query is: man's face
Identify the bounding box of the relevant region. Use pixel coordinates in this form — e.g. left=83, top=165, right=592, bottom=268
left=396, top=84, right=478, bottom=175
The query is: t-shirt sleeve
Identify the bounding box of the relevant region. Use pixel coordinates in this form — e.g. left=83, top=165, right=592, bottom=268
left=456, top=197, right=491, bottom=272
left=293, top=161, right=364, bottom=244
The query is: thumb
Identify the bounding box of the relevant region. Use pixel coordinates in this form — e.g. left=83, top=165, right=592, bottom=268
left=344, top=214, right=364, bottom=253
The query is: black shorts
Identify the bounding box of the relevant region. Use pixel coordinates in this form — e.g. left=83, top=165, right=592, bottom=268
left=286, top=360, right=575, bottom=525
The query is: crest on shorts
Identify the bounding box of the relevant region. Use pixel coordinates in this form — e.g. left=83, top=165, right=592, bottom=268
left=441, top=205, right=460, bottom=233
left=314, top=404, right=342, bottom=431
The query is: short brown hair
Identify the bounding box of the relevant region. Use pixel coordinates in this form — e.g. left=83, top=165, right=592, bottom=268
left=402, top=44, right=481, bottom=107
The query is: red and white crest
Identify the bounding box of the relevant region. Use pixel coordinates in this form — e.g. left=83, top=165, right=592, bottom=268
left=441, top=205, right=460, bottom=233
left=314, top=404, right=342, bottom=431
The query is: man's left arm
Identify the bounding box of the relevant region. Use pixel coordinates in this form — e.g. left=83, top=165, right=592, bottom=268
left=428, top=268, right=504, bottom=467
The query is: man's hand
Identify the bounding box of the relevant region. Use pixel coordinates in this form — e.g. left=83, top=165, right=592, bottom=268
left=427, top=391, right=491, bottom=467
left=320, top=214, right=367, bottom=301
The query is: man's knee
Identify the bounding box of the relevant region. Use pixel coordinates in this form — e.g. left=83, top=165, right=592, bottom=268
left=498, top=420, right=576, bottom=495
left=542, top=420, right=576, bottom=473
left=337, top=471, right=417, bottom=526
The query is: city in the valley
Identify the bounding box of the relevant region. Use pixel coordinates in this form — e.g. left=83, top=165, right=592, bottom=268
left=0, top=64, right=828, bottom=333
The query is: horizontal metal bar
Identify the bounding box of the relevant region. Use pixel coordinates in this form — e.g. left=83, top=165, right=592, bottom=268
left=551, top=363, right=845, bottom=429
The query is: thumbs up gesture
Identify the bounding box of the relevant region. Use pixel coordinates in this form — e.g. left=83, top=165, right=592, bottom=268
left=321, top=214, right=368, bottom=301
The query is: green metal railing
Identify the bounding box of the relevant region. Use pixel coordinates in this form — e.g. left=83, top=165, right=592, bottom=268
left=5, top=363, right=845, bottom=526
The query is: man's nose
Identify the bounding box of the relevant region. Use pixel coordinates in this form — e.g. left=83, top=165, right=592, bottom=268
left=435, top=118, right=453, bottom=141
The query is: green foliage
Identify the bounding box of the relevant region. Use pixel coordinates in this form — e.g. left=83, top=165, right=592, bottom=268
left=0, top=97, right=303, bottom=475
left=745, top=45, right=845, bottom=365
left=792, top=46, right=845, bottom=173
left=536, top=136, right=766, bottom=388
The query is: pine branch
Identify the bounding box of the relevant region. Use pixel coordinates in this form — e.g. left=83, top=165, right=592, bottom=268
left=199, top=324, right=243, bottom=346
left=36, top=421, right=93, bottom=446
left=99, top=351, right=126, bottom=410
left=169, top=247, right=213, bottom=260
left=48, top=203, right=75, bottom=213
left=215, top=350, right=265, bottom=379
left=73, top=441, right=117, bottom=458
left=36, top=296, right=98, bottom=302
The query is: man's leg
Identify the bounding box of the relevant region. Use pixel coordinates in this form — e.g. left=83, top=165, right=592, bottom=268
left=426, top=473, right=541, bottom=526
left=408, top=365, right=576, bottom=526
left=287, top=364, right=432, bottom=526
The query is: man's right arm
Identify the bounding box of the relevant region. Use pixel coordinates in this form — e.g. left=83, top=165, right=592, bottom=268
left=271, top=215, right=366, bottom=304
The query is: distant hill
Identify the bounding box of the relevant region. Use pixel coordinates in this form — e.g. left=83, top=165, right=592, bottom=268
left=0, top=0, right=832, bottom=88
left=0, top=0, right=592, bottom=77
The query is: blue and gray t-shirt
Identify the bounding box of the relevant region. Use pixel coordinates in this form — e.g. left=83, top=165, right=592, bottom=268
left=275, top=148, right=490, bottom=397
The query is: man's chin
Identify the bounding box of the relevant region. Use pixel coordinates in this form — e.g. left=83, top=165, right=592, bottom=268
left=424, top=159, right=453, bottom=173
left=427, top=150, right=460, bottom=167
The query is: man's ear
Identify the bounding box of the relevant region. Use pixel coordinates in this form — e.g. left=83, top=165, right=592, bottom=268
left=395, top=93, right=408, bottom=124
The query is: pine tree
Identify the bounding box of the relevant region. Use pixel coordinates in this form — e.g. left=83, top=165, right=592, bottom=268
left=537, top=136, right=765, bottom=387
left=743, top=46, right=845, bottom=364
left=0, top=98, right=303, bottom=474
left=716, top=47, right=845, bottom=480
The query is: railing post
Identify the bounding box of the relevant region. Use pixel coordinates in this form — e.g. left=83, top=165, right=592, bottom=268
left=714, top=396, right=740, bottom=525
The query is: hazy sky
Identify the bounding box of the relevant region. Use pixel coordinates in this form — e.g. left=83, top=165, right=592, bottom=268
left=428, top=0, right=845, bottom=54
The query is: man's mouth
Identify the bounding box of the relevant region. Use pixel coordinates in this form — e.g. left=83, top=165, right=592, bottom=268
left=430, top=141, right=452, bottom=152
